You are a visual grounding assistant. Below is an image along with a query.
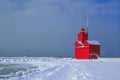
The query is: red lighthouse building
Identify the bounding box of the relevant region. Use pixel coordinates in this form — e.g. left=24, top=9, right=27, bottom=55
left=74, top=27, right=100, bottom=59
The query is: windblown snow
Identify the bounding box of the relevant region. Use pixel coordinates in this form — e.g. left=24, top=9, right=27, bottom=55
left=0, top=57, right=120, bottom=80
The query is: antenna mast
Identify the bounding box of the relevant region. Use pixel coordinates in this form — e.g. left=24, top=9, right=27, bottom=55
left=79, top=16, right=82, bottom=32
left=86, top=16, right=88, bottom=34
left=86, top=16, right=88, bottom=28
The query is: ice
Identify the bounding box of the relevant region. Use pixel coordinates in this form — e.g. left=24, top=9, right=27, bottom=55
left=0, top=57, right=120, bottom=80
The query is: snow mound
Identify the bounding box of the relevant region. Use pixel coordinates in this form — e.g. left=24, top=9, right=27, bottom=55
left=0, top=57, right=120, bottom=80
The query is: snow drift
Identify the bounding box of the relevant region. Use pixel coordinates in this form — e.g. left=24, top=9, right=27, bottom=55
left=0, top=57, right=120, bottom=80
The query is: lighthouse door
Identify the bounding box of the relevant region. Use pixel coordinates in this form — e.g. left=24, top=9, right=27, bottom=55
left=90, top=52, right=99, bottom=59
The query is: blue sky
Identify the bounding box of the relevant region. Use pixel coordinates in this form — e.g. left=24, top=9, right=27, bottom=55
left=0, top=0, right=120, bottom=57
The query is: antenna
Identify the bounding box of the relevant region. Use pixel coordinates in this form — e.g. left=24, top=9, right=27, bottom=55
left=79, top=16, right=82, bottom=32
left=86, top=16, right=88, bottom=28
left=86, top=16, right=88, bottom=34
left=80, top=16, right=82, bottom=27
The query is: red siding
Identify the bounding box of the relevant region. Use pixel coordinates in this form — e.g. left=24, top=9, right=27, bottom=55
left=75, top=46, right=89, bottom=59
left=78, top=32, right=88, bottom=43
left=89, top=45, right=100, bottom=59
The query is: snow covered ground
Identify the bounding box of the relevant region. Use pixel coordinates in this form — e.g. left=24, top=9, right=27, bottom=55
left=0, top=57, right=120, bottom=80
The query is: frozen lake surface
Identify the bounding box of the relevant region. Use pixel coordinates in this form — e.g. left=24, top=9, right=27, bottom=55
left=0, top=57, right=120, bottom=80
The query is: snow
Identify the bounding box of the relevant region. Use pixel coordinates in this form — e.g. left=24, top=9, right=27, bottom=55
left=77, top=41, right=82, bottom=44
left=87, top=40, right=100, bottom=45
left=77, top=41, right=84, bottom=46
left=0, top=57, right=120, bottom=80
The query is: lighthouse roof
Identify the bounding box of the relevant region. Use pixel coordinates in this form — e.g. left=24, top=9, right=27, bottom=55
left=80, top=27, right=86, bottom=32
left=87, top=40, right=100, bottom=45
left=81, top=27, right=85, bottom=31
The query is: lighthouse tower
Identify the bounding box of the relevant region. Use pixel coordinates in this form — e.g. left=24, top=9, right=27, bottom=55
left=78, top=27, right=88, bottom=43
left=74, top=27, right=100, bottom=59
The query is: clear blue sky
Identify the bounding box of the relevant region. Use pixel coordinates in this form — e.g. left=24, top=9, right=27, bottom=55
left=0, top=0, right=120, bottom=57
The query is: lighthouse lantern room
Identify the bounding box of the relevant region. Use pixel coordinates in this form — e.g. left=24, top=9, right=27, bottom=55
left=74, top=27, right=100, bottom=59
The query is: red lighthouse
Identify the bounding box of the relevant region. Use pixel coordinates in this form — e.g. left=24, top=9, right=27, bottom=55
left=74, top=27, right=100, bottom=59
